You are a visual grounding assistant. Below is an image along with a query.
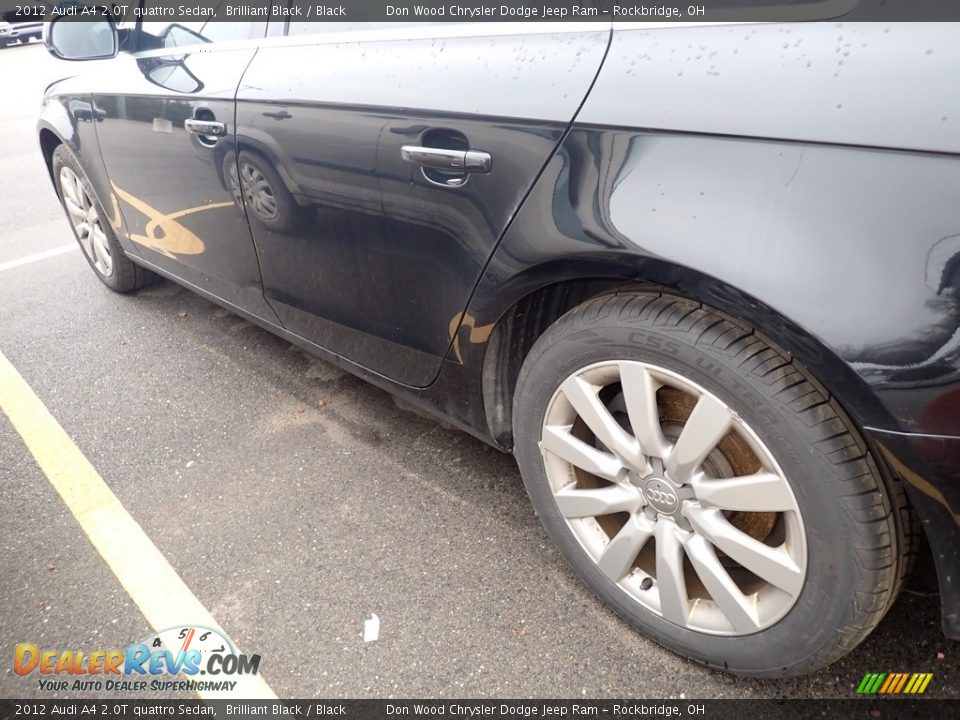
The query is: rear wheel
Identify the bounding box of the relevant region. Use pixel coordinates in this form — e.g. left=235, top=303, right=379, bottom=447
left=52, top=144, right=154, bottom=293
left=513, top=292, right=911, bottom=677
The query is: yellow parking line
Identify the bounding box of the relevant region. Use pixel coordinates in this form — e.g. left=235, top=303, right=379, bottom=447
left=0, top=349, right=277, bottom=700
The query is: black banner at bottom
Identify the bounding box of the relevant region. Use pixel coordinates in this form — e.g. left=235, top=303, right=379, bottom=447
left=0, top=699, right=956, bottom=720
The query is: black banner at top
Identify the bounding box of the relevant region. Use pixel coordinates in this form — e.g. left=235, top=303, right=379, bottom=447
left=4, top=0, right=960, bottom=23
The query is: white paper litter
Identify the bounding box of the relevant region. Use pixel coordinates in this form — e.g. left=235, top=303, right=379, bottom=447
left=363, top=613, right=380, bottom=642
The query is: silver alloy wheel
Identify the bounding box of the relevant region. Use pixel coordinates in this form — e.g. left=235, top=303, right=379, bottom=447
left=239, top=162, right=279, bottom=221
left=540, top=360, right=807, bottom=636
left=59, top=166, right=112, bottom=277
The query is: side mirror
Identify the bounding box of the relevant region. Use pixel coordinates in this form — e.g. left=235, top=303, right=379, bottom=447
left=45, top=18, right=118, bottom=61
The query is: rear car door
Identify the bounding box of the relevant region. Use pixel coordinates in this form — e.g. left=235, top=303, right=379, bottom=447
left=235, top=21, right=611, bottom=387
left=92, top=9, right=278, bottom=319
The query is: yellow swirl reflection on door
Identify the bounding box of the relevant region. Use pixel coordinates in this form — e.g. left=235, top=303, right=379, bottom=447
left=110, top=183, right=233, bottom=259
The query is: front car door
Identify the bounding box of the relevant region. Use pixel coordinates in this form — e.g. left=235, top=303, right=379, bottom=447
left=92, top=7, right=277, bottom=319
left=235, top=21, right=611, bottom=386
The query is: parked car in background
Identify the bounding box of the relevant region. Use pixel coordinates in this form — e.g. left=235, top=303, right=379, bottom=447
left=0, top=20, right=42, bottom=47
left=37, top=15, right=960, bottom=678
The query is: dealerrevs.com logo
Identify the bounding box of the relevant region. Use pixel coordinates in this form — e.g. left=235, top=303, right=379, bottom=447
left=14, top=625, right=261, bottom=693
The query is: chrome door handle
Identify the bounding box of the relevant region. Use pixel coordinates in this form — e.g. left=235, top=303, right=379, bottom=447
left=400, top=146, right=492, bottom=173
left=184, top=119, right=226, bottom=136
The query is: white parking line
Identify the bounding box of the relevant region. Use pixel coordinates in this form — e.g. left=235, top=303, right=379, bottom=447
left=0, top=243, right=78, bottom=273
left=0, top=349, right=278, bottom=700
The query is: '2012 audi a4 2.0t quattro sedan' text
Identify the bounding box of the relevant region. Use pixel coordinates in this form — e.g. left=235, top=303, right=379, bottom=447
left=38, top=13, right=960, bottom=677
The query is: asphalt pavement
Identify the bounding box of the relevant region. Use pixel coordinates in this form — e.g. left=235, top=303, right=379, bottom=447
left=0, top=41, right=956, bottom=700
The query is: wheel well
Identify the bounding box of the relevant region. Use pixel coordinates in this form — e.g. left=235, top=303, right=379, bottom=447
left=481, top=278, right=633, bottom=449
left=480, top=271, right=894, bottom=453
left=39, top=129, right=62, bottom=185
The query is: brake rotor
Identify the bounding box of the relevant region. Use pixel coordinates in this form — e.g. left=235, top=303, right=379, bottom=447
left=656, top=386, right=777, bottom=544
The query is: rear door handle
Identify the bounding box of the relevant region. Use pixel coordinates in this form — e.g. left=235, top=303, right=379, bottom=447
left=184, top=119, right=226, bottom=136
left=400, top=146, right=492, bottom=173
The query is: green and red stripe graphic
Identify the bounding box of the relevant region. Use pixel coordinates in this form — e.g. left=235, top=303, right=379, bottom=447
left=856, top=672, right=933, bottom=694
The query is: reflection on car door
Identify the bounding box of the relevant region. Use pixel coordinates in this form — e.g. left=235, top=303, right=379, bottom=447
left=92, top=14, right=278, bottom=319
left=235, top=23, right=611, bottom=387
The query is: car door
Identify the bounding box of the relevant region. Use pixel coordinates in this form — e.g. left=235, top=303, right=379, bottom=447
left=235, top=21, right=611, bottom=387
left=92, top=10, right=278, bottom=319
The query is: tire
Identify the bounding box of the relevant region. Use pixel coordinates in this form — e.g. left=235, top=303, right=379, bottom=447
left=513, top=291, right=912, bottom=677
left=224, top=150, right=309, bottom=234
left=52, top=144, right=155, bottom=293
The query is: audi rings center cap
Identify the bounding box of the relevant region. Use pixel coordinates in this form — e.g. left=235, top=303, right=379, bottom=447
left=642, top=477, right=680, bottom=515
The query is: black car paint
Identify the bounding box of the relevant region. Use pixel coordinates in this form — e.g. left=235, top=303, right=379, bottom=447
left=38, top=21, right=960, bottom=639
left=89, top=48, right=282, bottom=321
left=233, top=29, right=610, bottom=386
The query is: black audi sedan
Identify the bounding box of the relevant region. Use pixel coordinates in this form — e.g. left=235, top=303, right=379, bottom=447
left=38, top=15, right=960, bottom=677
